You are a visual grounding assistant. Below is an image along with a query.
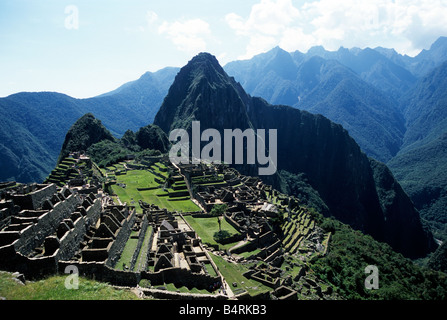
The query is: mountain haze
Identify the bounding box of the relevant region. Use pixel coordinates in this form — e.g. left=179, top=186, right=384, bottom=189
left=224, top=48, right=407, bottom=162
left=388, top=61, right=447, bottom=241
left=0, top=68, right=177, bottom=183
left=3, top=37, right=447, bottom=185
left=2, top=38, right=447, bottom=258
left=154, top=52, right=435, bottom=258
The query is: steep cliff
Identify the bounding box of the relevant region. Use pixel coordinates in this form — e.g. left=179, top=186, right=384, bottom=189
left=153, top=52, right=435, bottom=258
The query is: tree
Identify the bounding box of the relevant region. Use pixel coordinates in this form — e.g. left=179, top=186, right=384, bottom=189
left=210, top=204, right=228, bottom=217
left=213, top=230, right=231, bottom=243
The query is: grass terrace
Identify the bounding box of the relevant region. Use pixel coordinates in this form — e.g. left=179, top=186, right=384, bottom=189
left=183, top=216, right=241, bottom=250
left=0, top=271, right=140, bottom=300
left=111, top=166, right=199, bottom=213
left=281, top=208, right=316, bottom=254
left=115, top=231, right=139, bottom=270
left=133, top=225, right=154, bottom=272
left=191, top=174, right=225, bottom=186
left=44, top=157, right=91, bottom=187
left=209, top=254, right=270, bottom=297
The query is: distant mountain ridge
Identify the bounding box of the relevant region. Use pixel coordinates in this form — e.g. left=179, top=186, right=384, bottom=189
left=154, top=52, right=435, bottom=259
left=223, top=40, right=447, bottom=163
left=388, top=61, right=447, bottom=242
left=2, top=37, right=446, bottom=184
left=0, top=68, right=178, bottom=183
left=2, top=37, right=447, bottom=254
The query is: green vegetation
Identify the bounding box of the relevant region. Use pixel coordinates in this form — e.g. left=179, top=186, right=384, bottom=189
left=213, top=230, right=232, bottom=243
left=279, top=170, right=329, bottom=215
left=209, top=254, right=270, bottom=297
left=0, top=271, right=140, bottom=300
left=87, top=138, right=164, bottom=169
left=388, top=133, right=447, bottom=243
left=87, top=140, right=133, bottom=168
left=309, top=216, right=447, bottom=300
left=134, top=225, right=153, bottom=271
left=183, top=216, right=240, bottom=250
left=110, top=168, right=199, bottom=213
left=58, top=113, right=116, bottom=163
left=135, top=124, right=171, bottom=153
left=115, top=232, right=139, bottom=270
left=209, top=203, right=228, bottom=216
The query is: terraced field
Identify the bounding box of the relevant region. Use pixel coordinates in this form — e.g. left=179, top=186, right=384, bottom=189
left=110, top=163, right=199, bottom=213
left=281, top=208, right=317, bottom=254
left=45, top=157, right=87, bottom=187
left=183, top=215, right=241, bottom=250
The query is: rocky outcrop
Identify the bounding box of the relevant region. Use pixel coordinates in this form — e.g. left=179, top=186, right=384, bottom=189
left=57, top=113, right=116, bottom=163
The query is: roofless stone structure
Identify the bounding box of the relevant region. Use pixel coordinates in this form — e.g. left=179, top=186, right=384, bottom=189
left=0, top=157, right=333, bottom=299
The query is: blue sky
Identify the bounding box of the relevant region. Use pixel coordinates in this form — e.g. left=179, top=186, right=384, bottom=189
left=1, top=0, right=447, bottom=98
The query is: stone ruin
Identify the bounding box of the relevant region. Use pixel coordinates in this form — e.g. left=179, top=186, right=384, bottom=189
left=173, top=162, right=333, bottom=299
left=0, top=182, right=102, bottom=278
left=140, top=201, right=222, bottom=290
left=0, top=159, right=334, bottom=300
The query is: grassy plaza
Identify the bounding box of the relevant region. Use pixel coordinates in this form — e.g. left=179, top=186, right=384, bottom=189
left=110, top=166, right=200, bottom=213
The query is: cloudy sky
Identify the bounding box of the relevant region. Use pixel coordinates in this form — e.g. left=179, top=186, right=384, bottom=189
left=1, top=0, right=447, bottom=98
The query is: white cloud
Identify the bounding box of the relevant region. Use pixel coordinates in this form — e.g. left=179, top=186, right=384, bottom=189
left=244, top=34, right=278, bottom=59
left=279, top=28, right=318, bottom=52
left=226, top=0, right=447, bottom=58
left=146, top=11, right=159, bottom=25
left=226, top=0, right=300, bottom=37
left=158, top=18, right=211, bottom=54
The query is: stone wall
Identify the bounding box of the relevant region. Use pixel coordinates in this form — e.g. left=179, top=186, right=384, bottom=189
left=140, top=287, right=227, bottom=300
left=14, top=192, right=80, bottom=256
left=59, top=261, right=141, bottom=287
left=130, top=214, right=150, bottom=270
left=0, top=241, right=58, bottom=278
left=10, top=184, right=57, bottom=210
left=141, top=267, right=221, bottom=290
left=0, top=192, right=100, bottom=278
left=56, top=198, right=101, bottom=261
left=106, top=208, right=137, bottom=268
left=230, top=231, right=275, bottom=255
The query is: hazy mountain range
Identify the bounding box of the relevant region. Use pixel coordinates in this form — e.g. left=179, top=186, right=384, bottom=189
left=1, top=37, right=447, bottom=252
left=152, top=52, right=435, bottom=258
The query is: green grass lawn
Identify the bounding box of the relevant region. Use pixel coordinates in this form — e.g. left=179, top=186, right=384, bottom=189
left=0, top=271, right=140, bottom=300
left=115, top=231, right=139, bottom=270
left=183, top=216, right=241, bottom=250
left=111, top=168, right=199, bottom=213
left=134, top=225, right=153, bottom=271
left=164, top=282, right=214, bottom=294
left=149, top=164, right=168, bottom=179
left=209, top=254, right=270, bottom=297
left=237, top=247, right=262, bottom=259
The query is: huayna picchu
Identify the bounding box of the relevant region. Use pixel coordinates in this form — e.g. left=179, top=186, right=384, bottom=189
left=1, top=52, right=446, bottom=301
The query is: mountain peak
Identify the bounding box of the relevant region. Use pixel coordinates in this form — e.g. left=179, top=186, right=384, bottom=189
left=186, top=52, right=223, bottom=72
left=430, top=36, right=447, bottom=50
left=57, top=113, right=115, bottom=163
left=307, top=45, right=327, bottom=56
left=178, top=52, right=230, bottom=88
left=153, top=52, right=251, bottom=134
left=190, top=52, right=219, bottom=62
